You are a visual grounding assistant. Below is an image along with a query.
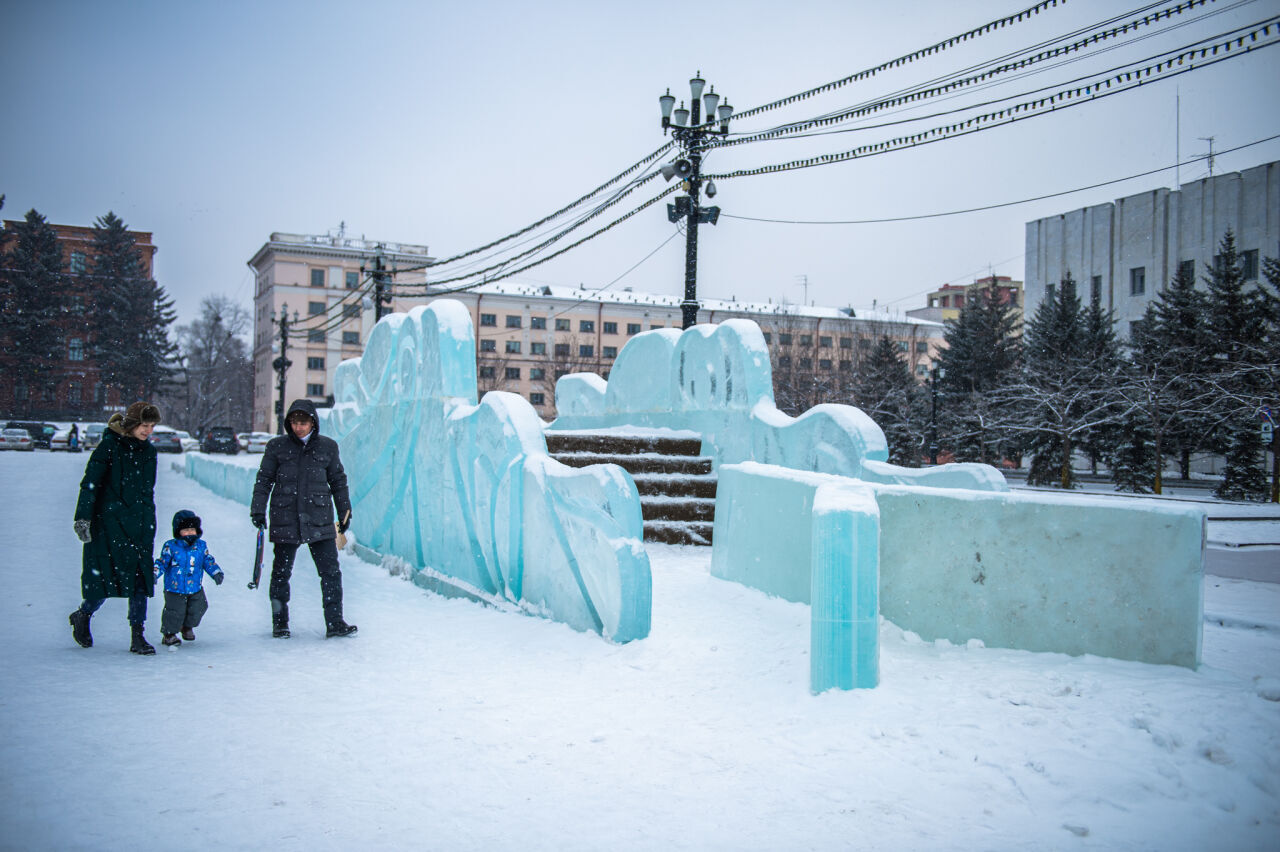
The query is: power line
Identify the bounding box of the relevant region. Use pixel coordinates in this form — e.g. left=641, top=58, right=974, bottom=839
left=720, top=132, right=1280, bottom=225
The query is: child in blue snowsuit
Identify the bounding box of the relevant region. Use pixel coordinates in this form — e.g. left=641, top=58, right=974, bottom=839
left=154, top=509, right=224, bottom=647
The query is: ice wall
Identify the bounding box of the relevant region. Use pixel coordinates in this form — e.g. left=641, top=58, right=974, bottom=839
left=713, top=462, right=1205, bottom=669
left=324, top=302, right=651, bottom=642
left=186, top=454, right=256, bottom=506
left=710, top=463, right=880, bottom=692
left=551, top=321, right=1005, bottom=491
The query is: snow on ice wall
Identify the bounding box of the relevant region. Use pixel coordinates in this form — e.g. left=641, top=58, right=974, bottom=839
left=323, top=302, right=651, bottom=643
left=186, top=454, right=256, bottom=506
left=550, top=321, right=1006, bottom=492
left=714, top=463, right=1205, bottom=669
left=710, top=464, right=880, bottom=692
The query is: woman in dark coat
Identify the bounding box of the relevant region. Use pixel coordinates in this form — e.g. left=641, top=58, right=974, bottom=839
left=68, top=401, right=161, bottom=655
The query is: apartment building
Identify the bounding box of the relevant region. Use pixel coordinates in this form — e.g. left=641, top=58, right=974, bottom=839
left=908, top=275, right=1024, bottom=324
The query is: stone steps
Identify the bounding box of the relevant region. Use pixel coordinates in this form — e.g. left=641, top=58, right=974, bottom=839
left=546, top=431, right=716, bottom=546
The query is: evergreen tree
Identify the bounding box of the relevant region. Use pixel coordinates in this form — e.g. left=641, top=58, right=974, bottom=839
left=1110, top=414, right=1158, bottom=493
left=0, top=209, right=65, bottom=415
left=86, top=212, right=178, bottom=401
left=935, top=279, right=1021, bottom=465
left=850, top=335, right=923, bottom=466
left=1203, top=231, right=1270, bottom=501
left=1078, top=288, right=1125, bottom=472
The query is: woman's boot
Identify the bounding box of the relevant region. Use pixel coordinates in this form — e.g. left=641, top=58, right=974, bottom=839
left=130, top=624, right=155, bottom=655
left=69, top=609, right=92, bottom=648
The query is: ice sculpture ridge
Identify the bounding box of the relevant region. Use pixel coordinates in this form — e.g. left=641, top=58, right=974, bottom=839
left=325, top=302, right=651, bottom=642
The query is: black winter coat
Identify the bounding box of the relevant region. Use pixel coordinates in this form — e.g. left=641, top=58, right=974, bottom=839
left=74, top=414, right=158, bottom=600
left=250, top=399, right=352, bottom=545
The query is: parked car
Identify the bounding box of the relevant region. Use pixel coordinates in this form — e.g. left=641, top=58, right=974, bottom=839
left=3, top=421, right=56, bottom=449
left=83, top=422, right=107, bottom=449
left=150, top=426, right=184, bottom=453
left=201, top=426, right=240, bottom=454
left=175, top=430, right=199, bottom=452
left=237, top=432, right=250, bottom=451
left=0, top=428, right=35, bottom=451
left=246, top=432, right=273, bottom=453
left=50, top=425, right=85, bottom=452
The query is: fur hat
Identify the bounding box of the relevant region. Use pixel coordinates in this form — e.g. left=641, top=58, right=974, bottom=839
left=172, top=509, right=202, bottom=538
left=120, top=401, right=161, bottom=433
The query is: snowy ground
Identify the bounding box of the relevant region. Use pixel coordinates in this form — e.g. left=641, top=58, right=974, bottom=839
left=1, top=452, right=1278, bottom=851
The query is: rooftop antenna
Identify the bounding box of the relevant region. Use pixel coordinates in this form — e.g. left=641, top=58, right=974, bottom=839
left=796, top=274, right=809, bottom=306
left=1198, top=136, right=1215, bottom=177
left=1175, top=88, right=1180, bottom=188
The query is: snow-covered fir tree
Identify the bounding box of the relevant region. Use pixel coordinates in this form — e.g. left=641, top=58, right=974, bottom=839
left=0, top=208, right=66, bottom=415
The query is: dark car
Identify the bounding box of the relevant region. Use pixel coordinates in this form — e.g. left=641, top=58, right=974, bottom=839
left=201, top=426, right=240, bottom=454
left=3, top=421, right=57, bottom=449
left=149, top=426, right=184, bottom=453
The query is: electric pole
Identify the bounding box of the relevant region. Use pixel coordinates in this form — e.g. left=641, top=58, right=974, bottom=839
left=658, top=72, right=732, bottom=329
left=372, top=246, right=393, bottom=322
left=271, top=304, right=296, bottom=435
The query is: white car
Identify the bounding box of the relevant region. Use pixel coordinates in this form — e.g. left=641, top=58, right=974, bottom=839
left=175, top=430, right=200, bottom=452
left=246, top=432, right=273, bottom=453
left=50, top=426, right=85, bottom=452
left=0, top=428, right=34, bottom=451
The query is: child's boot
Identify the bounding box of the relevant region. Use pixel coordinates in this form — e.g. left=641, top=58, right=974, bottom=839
left=130, top=624, right=155, bottom=655
left=69, top=609, right=92, bottom=648
left=181, top=627, right=195, bottom=641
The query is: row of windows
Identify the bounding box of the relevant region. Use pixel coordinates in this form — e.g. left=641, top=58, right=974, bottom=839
left=480, top=366, right=550, bottom=381
left=1051, top=251, right=1263, bottom=301
left=763, top=332, right=929, bottom=353
left=478, top=340, right=616, bottom=358
left=307, top=330, right=361, bottom=345
left=310, top=269, right=362, bottom=289
left=478, top=314, right=662, bottom=336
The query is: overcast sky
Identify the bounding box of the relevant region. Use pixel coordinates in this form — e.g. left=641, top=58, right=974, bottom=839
left=2, top=0, right=1277, bottom=327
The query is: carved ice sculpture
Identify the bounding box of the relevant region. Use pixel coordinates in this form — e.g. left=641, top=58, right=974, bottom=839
left=324, top=302, right=651, bottom=642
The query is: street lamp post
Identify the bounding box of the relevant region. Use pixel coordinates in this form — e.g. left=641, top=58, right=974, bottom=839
left=658, top=72, right=732, bottom=330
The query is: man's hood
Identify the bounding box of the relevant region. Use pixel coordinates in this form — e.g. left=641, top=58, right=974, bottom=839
left=286, top=398, right=320, bottom=440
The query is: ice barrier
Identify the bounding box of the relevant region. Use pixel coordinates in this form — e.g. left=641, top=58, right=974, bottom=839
left=323, top=302, right=651, bottom=643
left=550, top=320, right=1006, bottom=491
left=714, top=463, right=1205, bottom=670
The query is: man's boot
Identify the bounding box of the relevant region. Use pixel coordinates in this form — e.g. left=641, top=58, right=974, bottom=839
left=271, top=599, right=290, bottom=638
left=326, top=620, right=357, bottom=638
left=130, top=624, right=155, bottom=655
left=69, top=609, right=92, bottom=648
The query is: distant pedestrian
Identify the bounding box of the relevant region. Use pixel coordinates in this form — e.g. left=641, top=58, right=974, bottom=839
left=154, top=509, right=224, bottom=647
left=69, top=401, right=162, bottom=655
left=250, top=399, right=355, bottom=639
left=68, top=423, right=79, bottom=451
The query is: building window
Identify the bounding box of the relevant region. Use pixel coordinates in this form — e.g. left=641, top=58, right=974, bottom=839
left=916, top=341, right=929, bottom=353
left=307, top=357, right=325, bottom=370
left=308, top=329, right=325, bottom=343
left=480, top=313, right=497, bottom=327
left=1242, top=249, right=1259, bottom=280
left=603, top=346, right=617, bottom=359
left=555, top=369, right=569, bottom=379
left=343, top=304, right=361, bottom=319
left=917, top=365, right=928, bottom=376
left=799, top=358, right=812, bottom=369
left=1046, top=282, right=1056, bottom=301
left=1090, top=275, right=1103, bottom=302
left=896, top=341, right=908, bottom=352
left=480, top=339, right=496, bottom=352
left=839, top=337, right=852, bottom=350
left=1178, top=259, right=1195, bottom=282
left=530, top=367, right=545, bottom=380
left=530, top=392, right=545, bottom=406
left=345, top=271, right=359, bottom=289
left=309, top=301, right=325, bottom=315
left=531, top=316, right=547, bottom=330
left=579, top=320, right=595, bottom=333
left=858, top=338, right=871, bottom=350
left=505, top=367, right=521, bottom=380
left=777, top=356, right=792, bottom=368
left=819, top=358, right=832, bottom=370
left=479, top=366, right=496, bottom=379
left=819, top=336, right=832, bottom=348
left=763, top=332, right=772, bottom=343
left=530, top=342, right=546, bottom=355
left=67, top=381, right=82, bottom=403
left=343, top=331, right=360, bottom=345
left=839, top=360, right=852, bottom=371
left=505, top=340, right=521, bottom=354
left=1129, top=267, right=1145, bottom=296
left=310, top=269, right=325, bottom=288
left=579, top=345, right=594, bottom=357
left=506, top=315, right=522, bottom=328
left=306, top=383, right=325, bottom=396
left=554, top=343, right=570, bottom=356
left=778, top=333, right=792, bottom=346
left=70, top=252, right=86, bottom=274
left=555, top=318, right=571, bottom=331
left=627, top=323, right=642, bottom=335
left=603, top=321, right=618, bottom=335
left=799, top=335, right=812, bottom=346
left=68, top=338, right=84, bottom=361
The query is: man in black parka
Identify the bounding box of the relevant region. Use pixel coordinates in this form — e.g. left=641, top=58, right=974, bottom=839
left=250, top=399, right=355, bottom=638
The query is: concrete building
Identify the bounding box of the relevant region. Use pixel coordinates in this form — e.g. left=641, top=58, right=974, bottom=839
left=250, top=231, right=945, bottom=425
left=0, top=219, right=157, bottom=419
left=1025, top=160, right=1280, bottom=339
left=908, top=275, right=1024, bottom=325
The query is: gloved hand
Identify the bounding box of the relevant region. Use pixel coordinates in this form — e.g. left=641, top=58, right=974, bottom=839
left=337, top=514, right=351, bottom=535
left=74, top=519, right=92, bottom=543
left=213, top=573, right=225, bottom=586
left=251, top=513, right=266, bottom=530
